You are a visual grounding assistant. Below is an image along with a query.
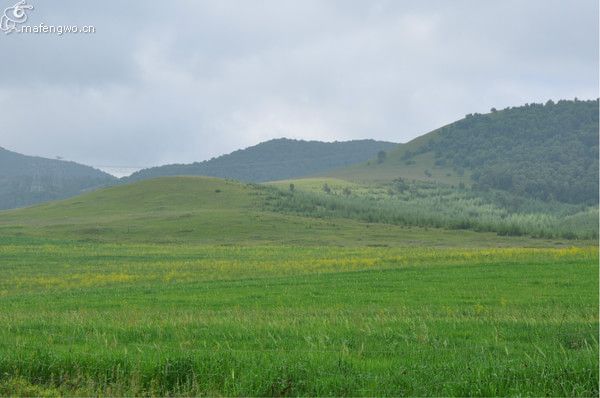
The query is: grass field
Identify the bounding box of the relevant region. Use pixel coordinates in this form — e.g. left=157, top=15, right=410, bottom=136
left=0, top=177, right=598, bottom=396
left=0, top=241, right=597, bottom=396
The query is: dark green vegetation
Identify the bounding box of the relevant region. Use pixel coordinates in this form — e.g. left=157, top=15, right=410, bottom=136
left=0, top=147, right=116, bottom=210
left=419, top=99, right=599, bottom=204
left=126, top=138, right=397, bottom=183
left=311, top=100, right=599, bottom=241
left=0, top=242, right=597, bottom=396
left=328, top=99, right=599, bottom=204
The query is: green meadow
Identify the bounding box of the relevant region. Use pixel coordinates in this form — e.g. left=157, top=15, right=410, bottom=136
left=0, top=242, right=597, bottom=396
left=0, top=177, right=598, bottom=396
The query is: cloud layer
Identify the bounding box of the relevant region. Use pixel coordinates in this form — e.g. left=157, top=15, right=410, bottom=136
left=1, top=0, right=598, bottom=169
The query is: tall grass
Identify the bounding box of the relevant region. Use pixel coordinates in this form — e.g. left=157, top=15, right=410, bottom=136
left=0, top=242, right=597, bottom=396
left=261, top=182, right=598, bottom=239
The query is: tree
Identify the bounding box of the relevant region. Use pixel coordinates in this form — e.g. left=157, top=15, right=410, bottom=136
left=322, top=183, right=331, bottom=194
left=289, top=183, right=295, bottom=192
left=377, top=150, right=387, bottom=164
left=392, top=177, right=408, bottom=193
left=342, top=187, right=352, bottom=196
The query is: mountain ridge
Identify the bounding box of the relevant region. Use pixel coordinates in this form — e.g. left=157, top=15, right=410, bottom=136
left=125, top=138, right=398, bottom=183
left=0, top=147, right=116, bottom=210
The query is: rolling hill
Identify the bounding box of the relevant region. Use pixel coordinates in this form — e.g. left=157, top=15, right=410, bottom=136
left=0, top=139, right=396, bottom=211
left=0, top=176, right=567, bottom=247
left=327, top=99, right=599, bottom=204
left=0, top=147, right=116, bottom=210
left=125, top=138, right=398, bottom=183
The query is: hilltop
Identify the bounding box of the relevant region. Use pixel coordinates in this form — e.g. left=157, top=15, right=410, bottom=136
left=125, top=138, right=398, bottom=183
left=0, top=147, right=116, bottom=210
left=327, top=99, right=599, bottom=204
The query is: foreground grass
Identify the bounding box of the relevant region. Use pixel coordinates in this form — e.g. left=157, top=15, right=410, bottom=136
left=0, top=241, right=597, bottom=396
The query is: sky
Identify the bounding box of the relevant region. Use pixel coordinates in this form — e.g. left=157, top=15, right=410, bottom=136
left=0, top=0, right=598, bottom=176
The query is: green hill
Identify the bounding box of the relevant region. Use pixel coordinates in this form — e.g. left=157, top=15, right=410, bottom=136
left=328, top=99, right=599, bottom=204
left=0, top=147, right=116, bottom=210
left=0, top=176, right=568, bottom=247
left=125, top=138, right=398, bottom=183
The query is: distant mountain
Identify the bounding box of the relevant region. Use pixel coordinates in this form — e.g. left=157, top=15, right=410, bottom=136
left=329, top=99, right=599, bottom=204
left=0, top=147, right=116, bottom=210
left=125, top=138, right=398, bottom=183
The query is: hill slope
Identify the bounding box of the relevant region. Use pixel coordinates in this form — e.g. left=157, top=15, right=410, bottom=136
left=0, top=176, right=564, bottom=247
left=125, top=138, right=398, bottom=183
left=0, top=147, right=116, bottom=210
left=328, top=99, right=599, bottom=204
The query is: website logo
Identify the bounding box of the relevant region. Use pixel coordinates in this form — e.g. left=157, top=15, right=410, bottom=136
left=0, top=0, right=33, bottom=34
left=0, top=1, right=96, bottom=36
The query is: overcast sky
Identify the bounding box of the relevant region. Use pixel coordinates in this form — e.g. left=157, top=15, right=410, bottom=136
left=0, top=0, right=598, bottom=174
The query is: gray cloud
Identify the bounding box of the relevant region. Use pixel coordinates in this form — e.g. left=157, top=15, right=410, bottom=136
left=0, top=0, right=597, bottom=171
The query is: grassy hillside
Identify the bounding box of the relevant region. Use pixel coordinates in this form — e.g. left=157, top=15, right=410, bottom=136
left=0, top=176, right=581, bottom=247
left=326, top=150, right=470, bottom=186
left=126, top=138, right=398, bottom=183
left=325, top=130, right=463, bottom=185
left=0, top=147, right=116, bottom=210
left=327, top=99, right=599, bottom=204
